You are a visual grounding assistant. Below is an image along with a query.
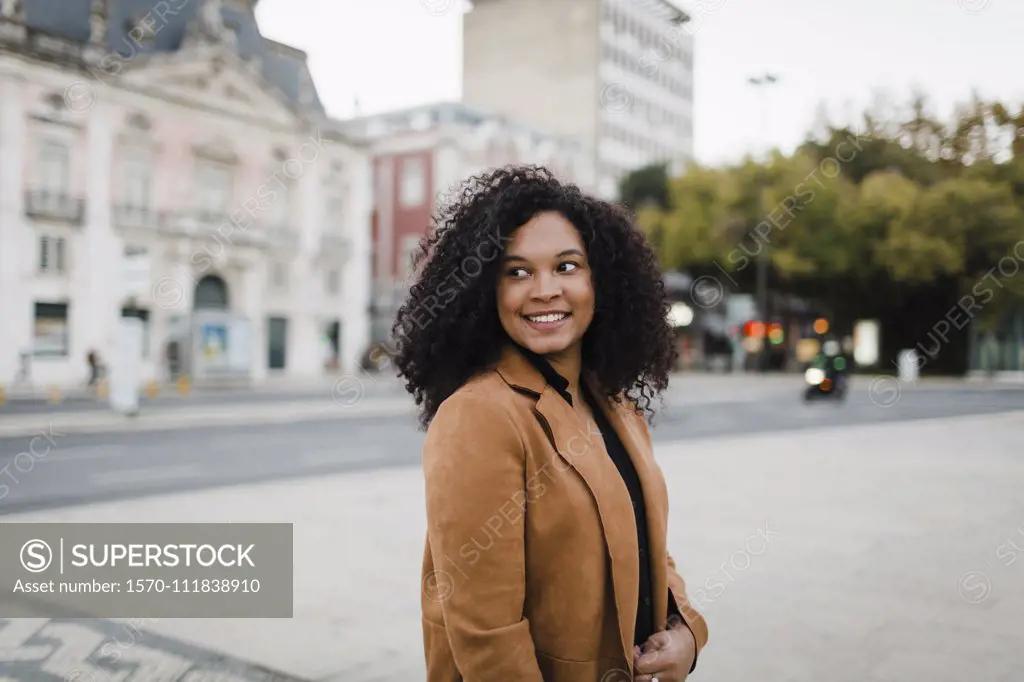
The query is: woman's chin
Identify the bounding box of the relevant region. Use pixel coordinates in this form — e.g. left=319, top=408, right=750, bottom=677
left=520, top=337, right=573, bottom=357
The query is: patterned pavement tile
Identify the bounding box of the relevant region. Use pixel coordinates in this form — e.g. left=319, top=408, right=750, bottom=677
left=0, top=619, right=308, bottom=682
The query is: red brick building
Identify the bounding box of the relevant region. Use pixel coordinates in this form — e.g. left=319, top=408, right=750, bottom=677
left=341, top=101, right=595, bottom=342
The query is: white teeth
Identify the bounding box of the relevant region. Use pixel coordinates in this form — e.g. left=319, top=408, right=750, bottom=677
left=527, top=313, right=568, bottom=323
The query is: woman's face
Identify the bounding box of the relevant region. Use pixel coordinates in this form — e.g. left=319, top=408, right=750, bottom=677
left=496, top=211, right=596, bottom=359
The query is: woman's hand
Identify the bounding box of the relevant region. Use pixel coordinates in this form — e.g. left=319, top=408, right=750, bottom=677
left=632, top=622, right=696, bottom=682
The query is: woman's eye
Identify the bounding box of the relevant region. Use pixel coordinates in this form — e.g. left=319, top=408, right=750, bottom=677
left=507, top=267, right=528, bottom=277
left=559, top=262, right=580, bottom=273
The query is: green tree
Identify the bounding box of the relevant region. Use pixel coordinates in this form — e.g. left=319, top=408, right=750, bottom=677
left=638, top=92, right=1024, bottom=353
left=618, top=163, right=671, bottom=212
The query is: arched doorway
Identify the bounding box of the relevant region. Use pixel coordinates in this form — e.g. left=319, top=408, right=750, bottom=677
left=194, top=274, right=229, bottom=310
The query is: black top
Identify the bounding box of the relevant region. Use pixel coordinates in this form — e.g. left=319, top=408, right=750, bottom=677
left=513, top=345, right=659, bottom=647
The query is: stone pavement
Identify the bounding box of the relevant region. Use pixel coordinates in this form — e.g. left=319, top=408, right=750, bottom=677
left=0, top=396, right=416, bottom=439
left=3, top=409, right=1023, bottom=681
left=0, top=372, right=405, bottom=404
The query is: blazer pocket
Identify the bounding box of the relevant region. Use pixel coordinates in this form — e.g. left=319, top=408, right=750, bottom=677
left=535, top=651, right=621, bottom=682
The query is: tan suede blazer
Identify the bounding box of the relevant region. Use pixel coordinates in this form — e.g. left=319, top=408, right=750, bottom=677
left=420, top=344, right=709, bottom=681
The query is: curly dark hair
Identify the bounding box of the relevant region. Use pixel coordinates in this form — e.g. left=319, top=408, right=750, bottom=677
left=392, top=165, right=678, bottom=430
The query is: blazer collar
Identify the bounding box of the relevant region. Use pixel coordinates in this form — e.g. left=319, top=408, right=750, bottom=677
left=494, top=341, right=600, bottom=405
left=495, top=342, right=562, bottom=398
left=501, top=342, right=575, bottom=405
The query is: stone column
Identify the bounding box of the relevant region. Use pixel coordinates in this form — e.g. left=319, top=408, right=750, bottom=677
left=287, top=132, right=323, bottom=378
left=234, top=258, right=265, bottom=382
left=0, top=74, right=30, bottom=384
left=72, top=99, right=119, bottom=375
left=342, top=147, right=373, bottom=374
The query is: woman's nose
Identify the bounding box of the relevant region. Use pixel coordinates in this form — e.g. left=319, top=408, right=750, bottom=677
left=530, top=272, right=561, bottom=300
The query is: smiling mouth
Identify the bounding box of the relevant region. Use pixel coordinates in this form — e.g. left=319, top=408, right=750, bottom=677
left=523, top=312, right=571, bottom=324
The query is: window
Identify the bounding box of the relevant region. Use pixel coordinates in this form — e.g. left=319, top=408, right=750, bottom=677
left=326, top=194, right=344, bottom=222
left=325, top=268, right=340, bottom=296
left=38, top=235, right=67, bottom=273
left=121, top=147, right=152, bottom=208
left=269, top=180, right=291, bottom=226
left=123, top=15, right=157, bottom=48
left=33, top=302, right=69, bottom=357
left=400, top=157, right=426, bottom=207
left=400, top=235, right=421, bottom=280
left=197, top=161, right=233, bottom=213
left=271, top=262, right=288, bottom=291
left=38, top=139, right=70, bottom=193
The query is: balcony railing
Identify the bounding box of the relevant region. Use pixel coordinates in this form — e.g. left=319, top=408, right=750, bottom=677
left=24, top=190, right=86, bottom=225
left=320, top=233, right=351, bottom=260
left=266, top=224, right=300, bottom=251
left=159, top=210, right=267, bottom=247
left=113, top=204, right=163, bottom=231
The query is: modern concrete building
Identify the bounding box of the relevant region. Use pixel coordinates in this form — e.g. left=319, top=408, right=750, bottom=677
left=340, top=100, right=594, bottom=343
left=462, top=0, right=694, bottom=200
left=0, top=0, right=372, bottom=389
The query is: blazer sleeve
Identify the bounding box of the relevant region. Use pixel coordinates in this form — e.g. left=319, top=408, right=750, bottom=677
left=422, top=389, right=544, bottom=681
left=666, top=554, right=709, bottom=673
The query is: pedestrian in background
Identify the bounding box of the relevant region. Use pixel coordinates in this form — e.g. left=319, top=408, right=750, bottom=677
left=86, top=349, right=103, bottom=387
left=392, top=165, right=708, bottom=681
left=166, top=340, right=180, bottom=380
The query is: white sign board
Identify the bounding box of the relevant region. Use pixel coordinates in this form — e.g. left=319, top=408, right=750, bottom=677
left=110, top=317, right=144, bottom=415
left=853, top=319, right=880, bottom=367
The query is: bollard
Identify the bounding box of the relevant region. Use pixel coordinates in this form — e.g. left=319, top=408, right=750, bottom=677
left=176, top=375, right=191, bottom=397
left=145, top=380, right=159, bottom=400
left=96, top=379, right=109, bottom=400
left=0, top=385, right=5, bottom=407
left=897, top=349, right=920, bottom=384
left=47, top=386, right=62, bottom=404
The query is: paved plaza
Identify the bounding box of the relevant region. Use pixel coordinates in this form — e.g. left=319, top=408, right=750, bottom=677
left=1, top=406, right=1022, bottom=681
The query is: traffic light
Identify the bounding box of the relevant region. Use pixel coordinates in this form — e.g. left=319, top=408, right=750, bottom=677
left=743, top=320, right=766, bottom=339
left=813, top=318, right=829, bottom=335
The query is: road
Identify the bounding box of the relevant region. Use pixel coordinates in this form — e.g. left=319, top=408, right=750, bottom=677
left=2, top=380, right=1023, bottom=516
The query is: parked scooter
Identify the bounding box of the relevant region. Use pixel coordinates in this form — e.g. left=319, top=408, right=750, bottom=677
left=803, top=339, right=849, bottom=402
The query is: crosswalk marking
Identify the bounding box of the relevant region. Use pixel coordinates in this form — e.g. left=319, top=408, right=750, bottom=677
left=38, top=622, right=131, bottom=682
left=0, top=619, right=300, bottom=681
left=0, top=619, right=52, bottom=662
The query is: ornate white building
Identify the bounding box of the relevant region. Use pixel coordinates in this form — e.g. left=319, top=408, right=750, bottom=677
left=0, top=0, right=372, bottom=389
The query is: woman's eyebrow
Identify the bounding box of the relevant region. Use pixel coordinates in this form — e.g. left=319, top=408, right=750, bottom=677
left=503, top=249, right=585, bottom=262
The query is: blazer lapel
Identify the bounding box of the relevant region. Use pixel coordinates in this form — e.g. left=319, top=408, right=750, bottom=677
left=595, top=388, right=671, bottom=639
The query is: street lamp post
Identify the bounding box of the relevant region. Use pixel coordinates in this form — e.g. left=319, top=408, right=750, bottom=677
left=747, top=73, right=779, bottom=372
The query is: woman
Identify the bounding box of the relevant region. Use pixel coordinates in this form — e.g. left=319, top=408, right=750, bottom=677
left=393, top=166, right=708, bottom=681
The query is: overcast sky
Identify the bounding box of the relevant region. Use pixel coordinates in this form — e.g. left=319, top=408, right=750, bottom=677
left=256, top=0, right=1024, bottom=166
